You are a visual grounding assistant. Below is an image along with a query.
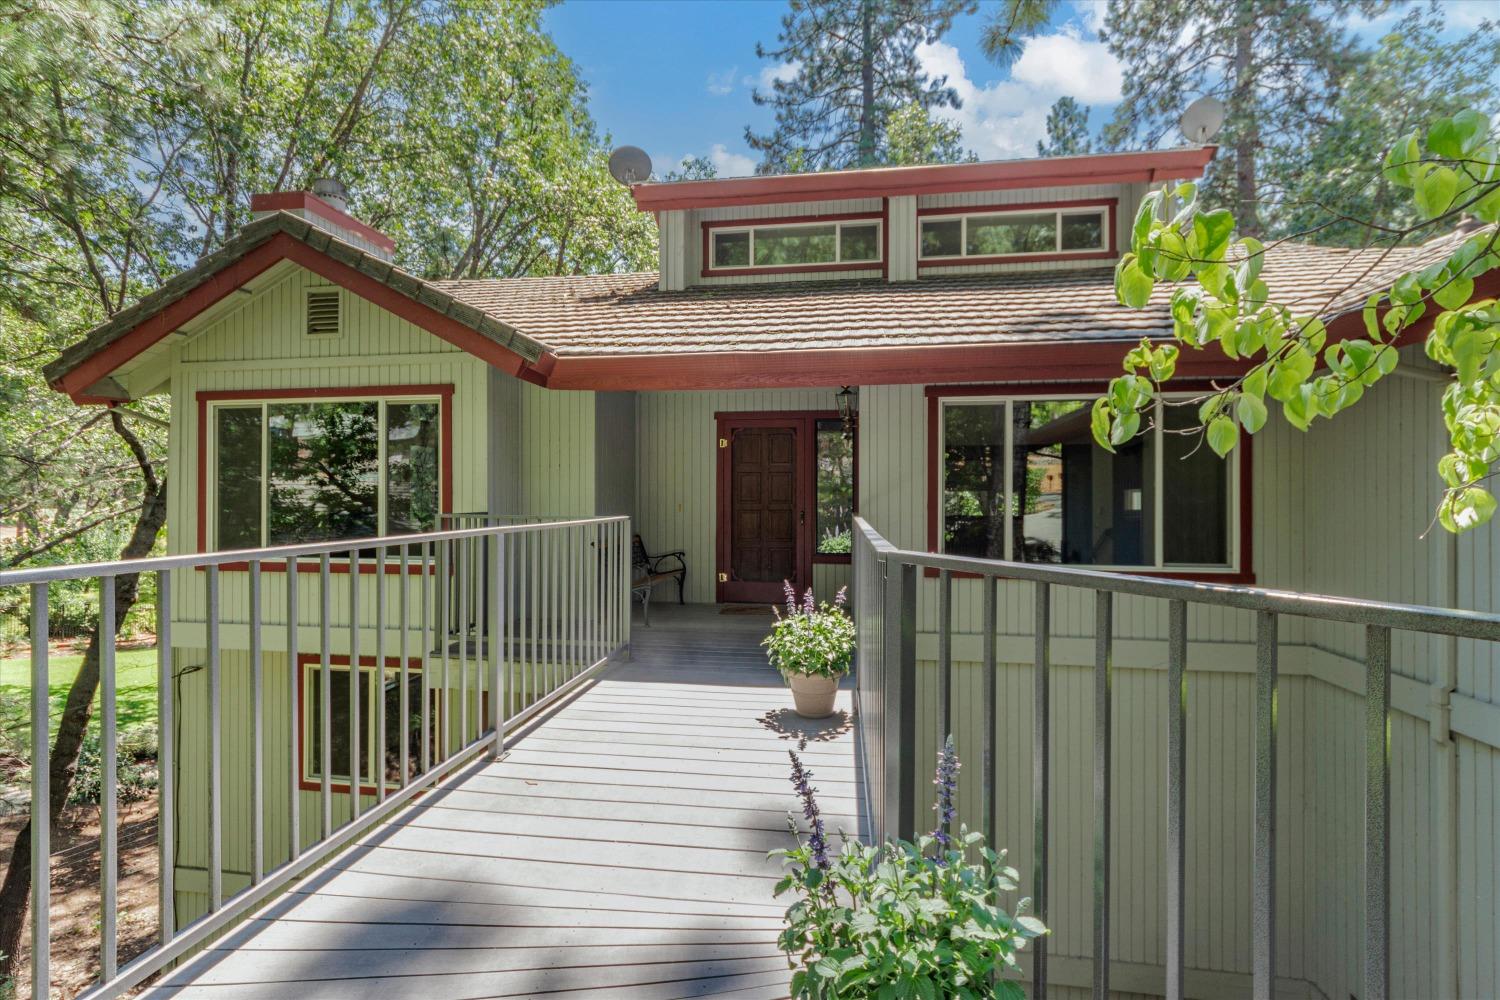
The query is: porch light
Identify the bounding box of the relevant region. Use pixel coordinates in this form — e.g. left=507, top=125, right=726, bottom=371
left=837, top=385, right=858, bottom=442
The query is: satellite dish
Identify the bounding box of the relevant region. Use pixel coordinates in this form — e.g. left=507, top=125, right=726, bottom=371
left=608, top=146, right=653, bottom=185
left=1179, top=96, right=1225, bottom=144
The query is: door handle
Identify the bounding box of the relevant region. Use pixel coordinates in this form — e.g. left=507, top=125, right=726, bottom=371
left=799, top=510, right=806, bottom=526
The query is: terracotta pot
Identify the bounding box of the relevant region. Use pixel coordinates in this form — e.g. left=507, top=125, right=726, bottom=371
left=786, top=671, right=841, bottom=718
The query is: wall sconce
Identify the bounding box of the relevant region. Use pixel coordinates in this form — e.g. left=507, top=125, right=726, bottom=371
left=836, top=386, right=858, bottom=443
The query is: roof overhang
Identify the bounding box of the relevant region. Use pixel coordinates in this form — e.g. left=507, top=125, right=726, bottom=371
left=631, top=147, right=1219, bottom=213
left=45, top=213, right=551, bottom=404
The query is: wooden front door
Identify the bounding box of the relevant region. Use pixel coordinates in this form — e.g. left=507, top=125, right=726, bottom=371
left=717, top=417, right=809, bottom=603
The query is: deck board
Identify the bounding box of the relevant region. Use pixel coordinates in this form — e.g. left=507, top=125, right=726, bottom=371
left=148, top=605, right=859, bottom=998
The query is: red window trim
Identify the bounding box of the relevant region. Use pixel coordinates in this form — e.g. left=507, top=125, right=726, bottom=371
left=924, top=383, right=1254, bottom=583
left=196, top=384, right=455, bottom=567
left=700, top=209, right=887, bottom=279
left=916, top=198, right=1117, bottom=270
left=294, top=652, right=431, bottom=796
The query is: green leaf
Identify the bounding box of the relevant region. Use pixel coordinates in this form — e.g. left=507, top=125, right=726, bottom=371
left=1382, top=132, right=1420, bottom=187
left=1236, top=392, right=1268, bottom=433
left=1133, top=191, right=1161, bottom=246
left=1434, top=276, right=1475, bottom=311
left=1191, top=209, right=1235, bottom=262
left=1116, top=255, right=1155, bottom=308
left=1440, top=486, right=1498, bottom=533
left=1414, top=163, right=1458, bottom=218
left=1109, top=410, right=1141, bottom=446
left=1149, top=344, right=1179, bottom=382
left=1207, top=415, right=1238, bottom=457
left=1090, top=397, right=1114, bottom=451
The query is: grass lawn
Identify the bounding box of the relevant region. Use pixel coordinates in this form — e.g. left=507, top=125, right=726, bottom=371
left=0, top=647, right=158, bottom=751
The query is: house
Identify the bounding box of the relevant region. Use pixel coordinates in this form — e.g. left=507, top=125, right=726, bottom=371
left=36, top=148, right=1500, bottom=1000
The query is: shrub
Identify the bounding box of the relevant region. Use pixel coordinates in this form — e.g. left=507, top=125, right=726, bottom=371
left=65, top=723, right=158, bottom=806
left=773, top=739, right=1046, bottom=999
left=762, top=583, right=857, bottom=680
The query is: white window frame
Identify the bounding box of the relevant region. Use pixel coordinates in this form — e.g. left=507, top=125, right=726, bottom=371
left=936, top=394, right=1241, bottom=573
left=708, top=218, right=884, bottom=270
left=300, top=659, right=431, bottom=790
left=918, top=205, right=1111, bottom=261
left=207, top=393, right=444, bottom=550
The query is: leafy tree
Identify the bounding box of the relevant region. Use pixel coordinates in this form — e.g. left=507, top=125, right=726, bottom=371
left=979, top=0, right=1056, bottom=68
left=1274, top=2, right=1499, bottom=246
left=1095, top=108, right=1500, bottom=533
left=1100, top=0, right=1380, bottom=238
left=1037, top=96, right=1093, bottom=157
left=661, top=156, right=719, bottom=181
left=886, top=102, right=973, bottom=165
left=746, top=0, right=974, bottom=171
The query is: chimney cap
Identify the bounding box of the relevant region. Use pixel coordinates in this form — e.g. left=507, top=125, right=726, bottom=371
left=310, top=177, right=348, bottom=212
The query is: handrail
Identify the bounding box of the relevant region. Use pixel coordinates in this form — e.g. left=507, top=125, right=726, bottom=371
left=850, top=515, right=1444, bottom=1000
left=6, top=513, right=632, bottom=1000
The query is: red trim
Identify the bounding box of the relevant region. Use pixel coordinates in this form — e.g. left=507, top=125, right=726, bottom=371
left=250, top=192, right=396, bottom=253
left=295, top=653, right=429, bottom=796
left=916, top=198, right=1117, bottom=269
left=924, top=383, right=1253, bottom=580
left=881, top=198, right=890, bottom=282
left=632, top=147, right=1218, bottom=212
left=196, top=384, right=454, bottom=556
left=699, top=211, right=884, bottom=279
left=56, top=232, right=531, bottom=400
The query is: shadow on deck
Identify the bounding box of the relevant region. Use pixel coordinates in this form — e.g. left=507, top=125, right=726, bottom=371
left=148, top=604, right=862, bottom=999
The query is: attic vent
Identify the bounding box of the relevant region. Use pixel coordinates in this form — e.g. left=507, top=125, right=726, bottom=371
left=305, top=290, right=341, bottom=336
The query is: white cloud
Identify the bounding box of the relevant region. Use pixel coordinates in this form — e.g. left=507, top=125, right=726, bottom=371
left=917, top=31, right=1123, bottom=160
left=755, top=60, right=800, bottom=92
left=706, top=66, right=738, bottom=96
left=708, top=143, right=757, bottom=177
left=1071, top=0, right=1107, bottom=35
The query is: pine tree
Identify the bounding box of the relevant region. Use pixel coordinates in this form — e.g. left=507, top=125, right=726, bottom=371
left=886, top=103, right=973, bottom=164
left=1037, top=96, right=1093, bottom=157
left=746, top=0, right=974, bottom=172
left=1100, top=0, right=1377, bottom=237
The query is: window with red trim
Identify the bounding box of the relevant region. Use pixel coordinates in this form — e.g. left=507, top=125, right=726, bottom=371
left=919, top=204, right=1110, bottom=262
left=936, top=394, right=1240, bottom=572
left=209, top=395, right=443, bottom=550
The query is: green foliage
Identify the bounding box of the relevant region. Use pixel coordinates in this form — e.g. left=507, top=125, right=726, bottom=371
left=62, top=724, right=158, bottom=806
left=1096, top=108, right=1500, bottom=531
left=746, top=0, right=974, bottom=171
left=1037, top=96, right=1092, bottom=158
left=763, top=588, right=857, bottom=680
left=885, top=103, right=973, bottom=166
left=979, top=0, right=1056, bottom=70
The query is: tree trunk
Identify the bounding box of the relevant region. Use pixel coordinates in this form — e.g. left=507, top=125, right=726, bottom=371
left=1232, top=5, right=1260, bottom=237
left=857, top=0, right=877, bottom=167
left=0, top=413, right=168, bottom=985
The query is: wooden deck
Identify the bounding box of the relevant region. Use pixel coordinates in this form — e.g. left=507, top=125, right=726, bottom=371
left=150, top=605, right=862, bottom=999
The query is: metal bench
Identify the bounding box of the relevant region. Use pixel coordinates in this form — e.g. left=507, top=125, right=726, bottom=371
left=632, top=534, right=686, bottom=625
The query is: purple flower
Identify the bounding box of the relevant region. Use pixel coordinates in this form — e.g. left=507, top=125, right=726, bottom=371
left=782, top=579, right=798, bottom=617
left=788, top=749, right=831, bottom=874
left=833, top=586, right=848, bottom=608
left=931, top=737, right=960, bottom=859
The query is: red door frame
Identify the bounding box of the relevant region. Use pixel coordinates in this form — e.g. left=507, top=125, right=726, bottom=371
left=715, top=411, right=839, bottom=604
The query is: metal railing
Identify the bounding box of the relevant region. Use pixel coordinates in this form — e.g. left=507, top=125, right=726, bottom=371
left=852, top=516, right=1500, bottom=1000
left=1, top=514, right=630, bottom=1000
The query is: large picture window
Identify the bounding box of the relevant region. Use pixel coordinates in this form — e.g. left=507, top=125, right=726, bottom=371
left=919, top=204, right=1110, bottom=262
left=937, top=395, right=1236, bottom=571
left=210, top=394, right=443, bottom=550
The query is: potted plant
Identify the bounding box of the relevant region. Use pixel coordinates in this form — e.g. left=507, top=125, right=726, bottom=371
left=774, top=739, right=1047, bottom=998
left=763, top=583, right=856, bottom=718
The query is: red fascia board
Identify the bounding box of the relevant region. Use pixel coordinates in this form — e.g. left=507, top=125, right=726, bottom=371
left=631, top=148, right=1217, bottom=212
left=250, top=192, right=397, bottom=253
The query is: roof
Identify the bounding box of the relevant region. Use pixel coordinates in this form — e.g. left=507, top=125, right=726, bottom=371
left=431, top=232, right=1478, bottom=358
left=629, top=147, right=1219, bottom=212
left=44, top=211, right=549, bottom=400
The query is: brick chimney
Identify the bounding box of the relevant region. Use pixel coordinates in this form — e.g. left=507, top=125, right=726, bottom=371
left=249, top=178, right=395, bottom=261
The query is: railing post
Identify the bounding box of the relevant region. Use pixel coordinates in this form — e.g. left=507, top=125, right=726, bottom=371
left=157, top=569, right=175, bottom=944
left=490, top=533, right=505, bottom=760
left=881, top=558, right=916, bottom=841
left=982, top=574, right=997, bottom=847
left=206, top=565, right=222, bottom=911
left=249, top=560, right=264, bottom=883
left=30, top=582, right=49, bottom=1000
left=1366, top=624, right=1391, bottom=1000
left=1253, top=610, right=1279, bottom=1000
left=1093, top=589, right=1113, bottom=1000
left=285, top=559, right=299, bottom=861
left=1166, top=598, right=1188, bottom=1000
left=100, top=576, right=118, bottom=981
left=1033, top=580, right=1051, bottom=1000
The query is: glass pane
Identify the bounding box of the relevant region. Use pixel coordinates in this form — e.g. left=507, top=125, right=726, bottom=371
left=308, top=667, right=373, bottom=783
left=713, top=230, right=749, bottom=267
left=920, top=219, right=961, bottom=258
left=382, top=669, right=430, bottom=784
left=215, top=406, right=262, bottom=550
left=386, top=401, right=440, bottom=535
left=1061, top=212, right=1105, bottom=250
left=1015, top=400, right=1153, bottom=566
left=942, top=403, right=1007, bottom=558
left=967, top=213, right=1056, bottom=256
left=839, top=223, right=879, bottom=262
left=753, top=224, right=837, bottom=266
left=1163, top=405, right=1231, bottom=565
left=815, top=419, right=854, bottom=555
left=267, top=401, right=379, bottom=545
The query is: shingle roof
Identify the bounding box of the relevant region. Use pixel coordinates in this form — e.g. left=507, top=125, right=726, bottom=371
left=431, top=231, right=1479, bottom=358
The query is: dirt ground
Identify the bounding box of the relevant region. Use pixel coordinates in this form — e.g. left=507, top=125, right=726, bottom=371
left=2, top=801, right=161, bottom=999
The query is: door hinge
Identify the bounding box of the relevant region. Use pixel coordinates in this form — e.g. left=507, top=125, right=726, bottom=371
left=719, top=438, right=729, bottom=449
left=718, top=572, right=728, bottom=583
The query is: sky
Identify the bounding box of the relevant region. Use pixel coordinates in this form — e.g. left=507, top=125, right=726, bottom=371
left=543, top=0, right=1497, bottom=179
